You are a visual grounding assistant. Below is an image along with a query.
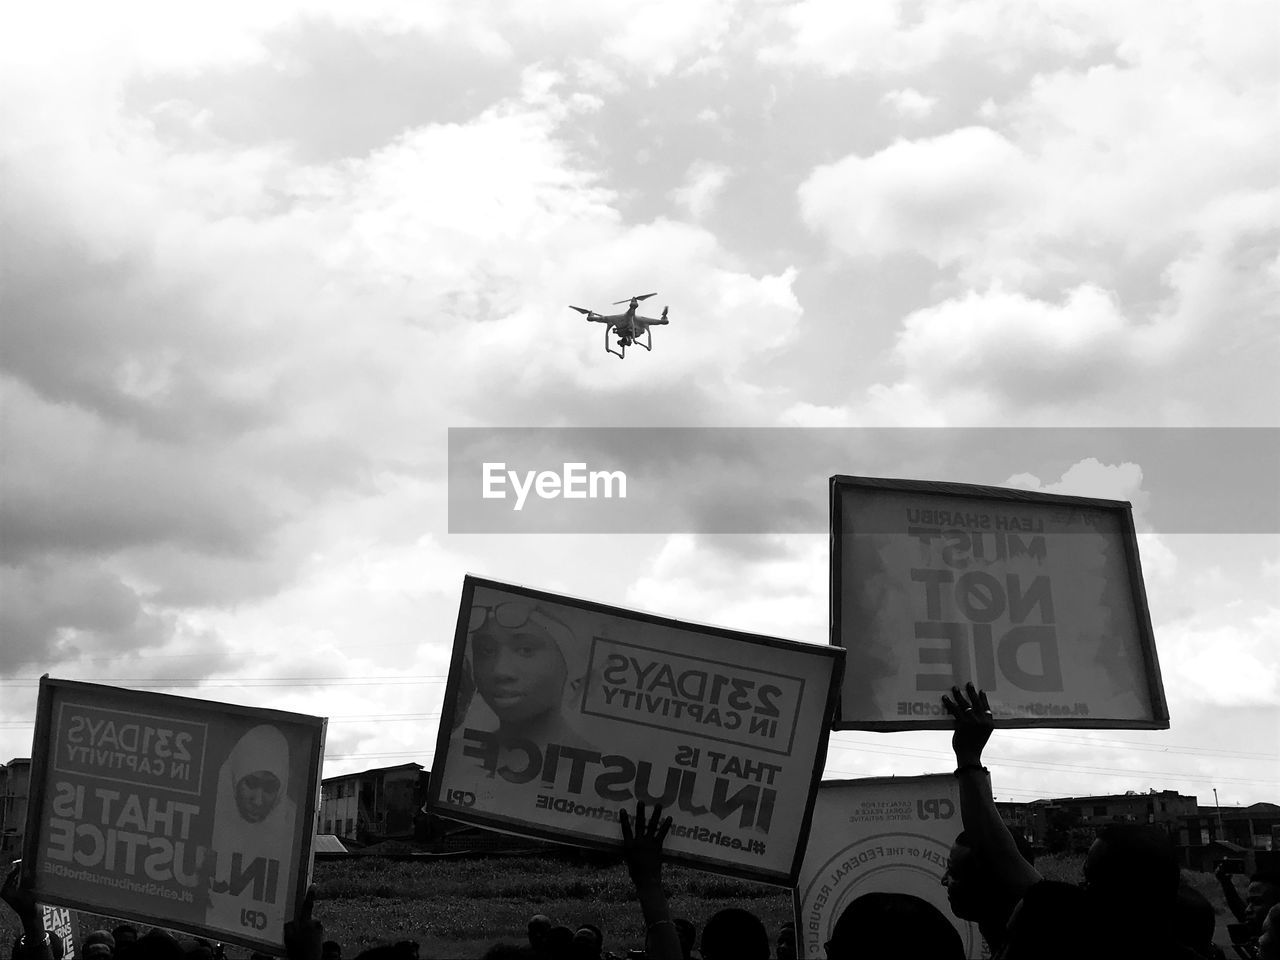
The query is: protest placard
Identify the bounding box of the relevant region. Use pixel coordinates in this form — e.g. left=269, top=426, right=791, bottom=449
left=428, top=576, right=845, bottom=884
left=831, top=476, right=1169, bottom=730
left=40, top=903, right=77, bottom=959
left=794, top=775, right=984, bottom=959
left=23, top=678, right=326, bottom=955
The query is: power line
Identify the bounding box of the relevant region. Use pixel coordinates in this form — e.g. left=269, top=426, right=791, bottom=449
left=1, top=642, right=433, bottom=668
left=827, top=739, right=1275, bottom=787
left=315, top=749, right=1264, bottom=803
left=0, top=714, right=443, bottom=727
left=999, top=731, right=1276, bottom=761
left=0, top=706, right=1270, bottom=764
left=0, top=716, right=1274, bottom=779
left=0, top=676, right=449, bottom=687
left=317, top=743, right=1276, bottom=788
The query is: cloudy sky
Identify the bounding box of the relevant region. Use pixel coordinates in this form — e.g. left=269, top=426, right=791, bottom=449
left=2, top=1, right=1277, bottom=812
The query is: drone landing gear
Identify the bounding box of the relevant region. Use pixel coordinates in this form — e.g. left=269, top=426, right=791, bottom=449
left=604, top=328, right=651, bottom=359
left=606, top=326, right=625, bottom=359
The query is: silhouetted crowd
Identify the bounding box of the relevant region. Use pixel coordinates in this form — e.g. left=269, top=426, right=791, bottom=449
left=5, top=686, right=1278, bottom=960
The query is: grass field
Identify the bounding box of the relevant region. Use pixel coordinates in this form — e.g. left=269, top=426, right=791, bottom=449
left=0, top=852, right=1240, bottom=959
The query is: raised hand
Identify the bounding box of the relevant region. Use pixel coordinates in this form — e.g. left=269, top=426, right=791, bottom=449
left=1, top=861, right=38, bottom=925
left=284, top=885, right=324, bottom=960
left=941, top=682, right=994, bottom=767
left=621, top=801, right=672, bottom=886
left=621, top=803, right=681, bottom=960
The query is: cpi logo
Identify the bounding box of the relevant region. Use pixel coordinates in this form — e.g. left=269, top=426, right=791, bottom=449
left=446, top=788, right=476, bottom=807
left=239, top=909, right=267, bottom=931
left=917, top=798, right=956, bottom=821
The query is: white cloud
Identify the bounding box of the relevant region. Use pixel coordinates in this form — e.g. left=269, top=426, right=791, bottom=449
left=758, top=0, right=909, bottom=75
left=0, top=377, right=280, bottom=560
left=863, top=284, right=1142, bottom=424
left=857, top=209, right=1279, bottom=423
left=794, top=0, right=1278, bottom=429
left=881, top=87, right=938, bottom=119
left=764, top=0, right=1277, bottom=83
left=797, top=28, right=1279, bottom=284
left=505, top=0, right=737, bottom=77
left=798, top=127, right=1036, bottom=266
left=3, top=1, right=514, bottom=77
left=627, top=534, right=828, bottom=645
left=759, top=0, right=1103, bottom=76
left=3, top=0, right=1276, bottom=805
left=1000, top=460, right=1175, bottom=581
left=671, top=160, right=732, bottom=219
left=1003, top=457, right=1149, bottom=510
left=0, top=21, right=816, bottom=710
left=1263, top=554, right=1280, bottom=582
left=998, top=459, right=1185, bottom=609
left=778, top=401, right=854, bottom=427
left=1161, top=608, right=1280, bottom=708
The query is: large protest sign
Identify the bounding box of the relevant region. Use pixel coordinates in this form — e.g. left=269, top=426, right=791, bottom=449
left=794, top=776, right=984, bottom=959
left=23, top=678, right=326, bottom=955
left=428, top=576, right=845, bottom=884
left=831, top=476, right=1169, bottom=729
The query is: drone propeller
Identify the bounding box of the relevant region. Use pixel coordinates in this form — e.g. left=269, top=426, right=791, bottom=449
left=613, top=292, right=657, bottom=305
left=568, top=305, right=593, bottom=315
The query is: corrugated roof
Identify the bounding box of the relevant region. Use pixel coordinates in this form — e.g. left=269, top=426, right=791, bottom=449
left=1211, top=840, right=1250, bottom=852
left=1195, top=803, right=1280, bottom=818
left=313, top=834, right=348, bottom=854
left=1047, top=791, right=1194, bottom=804
left=321, top=762, right=425, bottom=783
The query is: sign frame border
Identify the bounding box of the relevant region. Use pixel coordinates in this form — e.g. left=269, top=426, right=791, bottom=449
left=426, top=574, right=846, bottom=886
left=21, top=675, right=328, bottom=957
left=829, top=474, right=1170, bottom=731
left=791, top=774, right=983, bottom=959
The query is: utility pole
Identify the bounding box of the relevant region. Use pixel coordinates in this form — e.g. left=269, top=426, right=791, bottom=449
left=1214, top=787, right=1225, bottom=841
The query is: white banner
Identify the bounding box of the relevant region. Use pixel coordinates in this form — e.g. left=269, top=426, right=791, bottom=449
left=429, top=576, right=845, bottom=884
left=26, top=678, right=327, bottom=955
left=831, top=476, right=1168, bottom=730
left=794, top=775, right=985, bottom=958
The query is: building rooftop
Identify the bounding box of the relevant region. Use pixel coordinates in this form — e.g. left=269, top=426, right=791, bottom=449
left=1042, top=790, right=1194, bottom=805
left=314, top=834, right=349, bottom=854
left=321, top=762, right=425, bottom=784
left=1194, top=802, right=1280, bottom=818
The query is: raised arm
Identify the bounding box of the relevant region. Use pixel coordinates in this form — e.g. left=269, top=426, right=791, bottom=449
left=284, top=886, right=323, bottom=960
left=941, top=683, right=1041, bottom=901
left=621, top=802, right=683, bottom=960
left=2, top=863, right=55, bottom=960
left=1214, top=862, right=1248, bottom=924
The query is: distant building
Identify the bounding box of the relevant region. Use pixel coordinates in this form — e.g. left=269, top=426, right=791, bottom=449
left=1042, top=788, right=1199, bottom=828
left=994, top=799, right=1035, bottom=846
left=1178, top=802, right=1280, bottom=872
left=0, top=758, right=31, bottom=859
left=320, top=762, right=431, bottom=845
left=1011, top=790, right=1198, bottom=854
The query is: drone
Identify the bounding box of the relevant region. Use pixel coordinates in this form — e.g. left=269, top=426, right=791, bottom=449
left=570, top=292, right=669, bottom=359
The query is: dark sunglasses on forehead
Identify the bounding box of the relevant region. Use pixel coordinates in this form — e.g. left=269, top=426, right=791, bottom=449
left=470, top=601, right=534, bottom=632
left=469, top=600, right=572, bottom=638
